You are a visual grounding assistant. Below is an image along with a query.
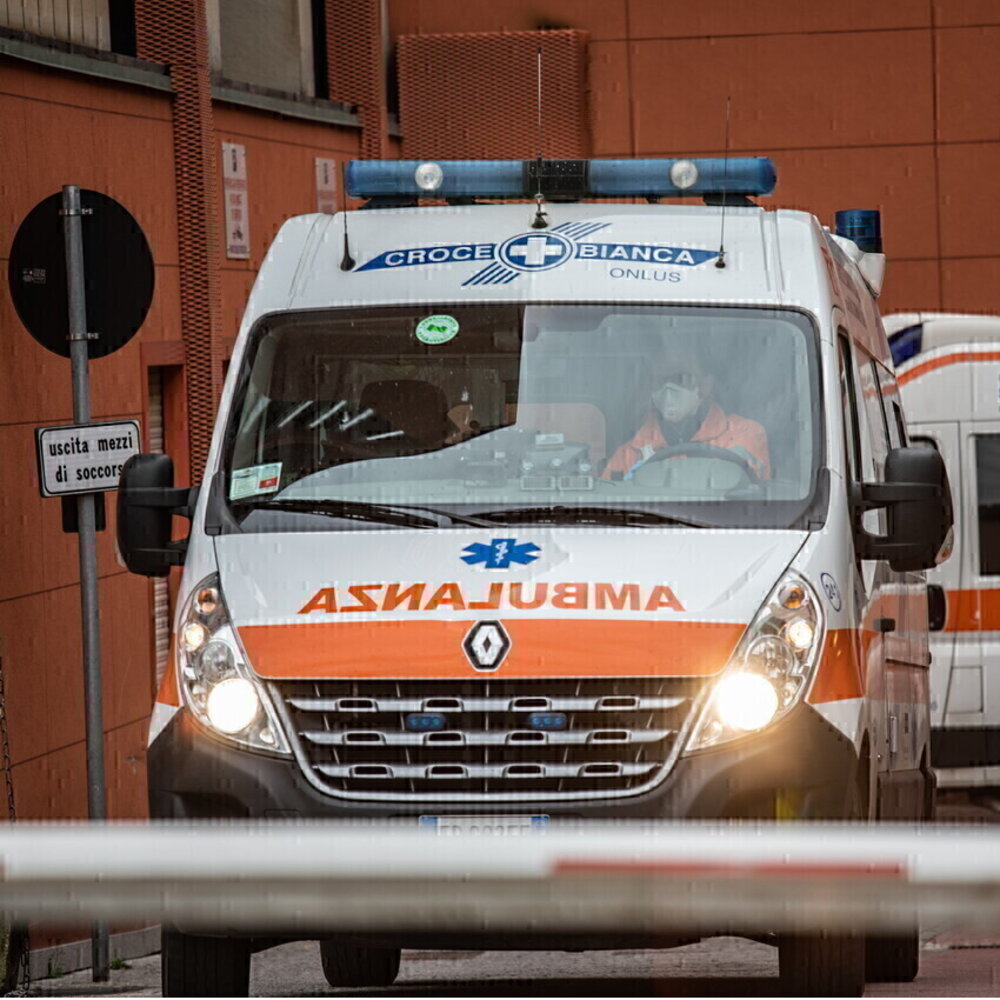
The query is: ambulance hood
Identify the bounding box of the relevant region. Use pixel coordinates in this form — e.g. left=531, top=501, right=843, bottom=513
left=214, top=528, right=807, bottom=680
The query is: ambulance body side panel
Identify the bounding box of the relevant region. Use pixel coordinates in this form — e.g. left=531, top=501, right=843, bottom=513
left=833, top=276, right=931, bottom=815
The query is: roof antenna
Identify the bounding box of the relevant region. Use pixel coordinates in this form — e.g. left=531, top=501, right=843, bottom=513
left=531, top=43, right=549, bottom=229
left=339, top=160, right=355, bottom=271
left=715, top=95, right=731, bottom=270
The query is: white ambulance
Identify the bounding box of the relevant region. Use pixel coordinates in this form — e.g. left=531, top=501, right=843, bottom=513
left=886, top=311, right=1000, bottom=790
left=118, top=157, right=952, bottom=997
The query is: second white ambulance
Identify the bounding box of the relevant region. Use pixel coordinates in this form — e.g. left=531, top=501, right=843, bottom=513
left=887, top=311, right=1000, bottom=789
left=118, top=157, right=952, bottom=997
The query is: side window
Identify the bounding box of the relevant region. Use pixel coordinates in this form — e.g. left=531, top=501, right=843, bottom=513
left=975, top=435, right=1000, bottom=576
left=891, top=402, right=907, bottom=447
left=837, top=334, right=862, bottom=482
left=859, top=356, right=890, bottom=478
left=875, top=363, right=905, bottom=449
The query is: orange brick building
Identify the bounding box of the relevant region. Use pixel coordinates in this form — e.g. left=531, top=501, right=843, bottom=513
left=1, top=0, right=998, bottom=968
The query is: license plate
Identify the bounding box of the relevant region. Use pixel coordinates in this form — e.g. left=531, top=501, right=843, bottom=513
left=419, top=814, right=549, bottom=835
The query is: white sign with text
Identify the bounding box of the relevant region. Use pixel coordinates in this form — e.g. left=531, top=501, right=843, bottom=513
left=36, top=420, right=141, bottom=496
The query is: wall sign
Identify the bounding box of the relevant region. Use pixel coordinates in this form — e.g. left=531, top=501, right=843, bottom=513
left=315, top=157, right=338, bottom=214
left=222, top=141, right=250, bottom=259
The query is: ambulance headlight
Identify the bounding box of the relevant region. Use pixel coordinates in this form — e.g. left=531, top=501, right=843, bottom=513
left=176, top=573, right=290, bottom=753
left=713, top=673, right=779, bottom=731
left=206, top=678, right=260, bottom=734
left=414, top=161, right=444, bottom=192
left=685, top=574, right=824, bottom=752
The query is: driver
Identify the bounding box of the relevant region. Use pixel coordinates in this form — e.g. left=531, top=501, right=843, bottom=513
left=602, top=345, right=771, bottom=480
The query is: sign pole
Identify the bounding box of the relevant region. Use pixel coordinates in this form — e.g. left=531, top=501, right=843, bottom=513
left=61, top=184, right=109, bottom=983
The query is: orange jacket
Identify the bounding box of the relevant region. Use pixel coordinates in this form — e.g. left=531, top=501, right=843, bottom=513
left=603, top=401, right=771, bottom=480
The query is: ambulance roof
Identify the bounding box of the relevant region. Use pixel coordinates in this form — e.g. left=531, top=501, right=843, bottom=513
left=887, top=312, right=1000, bottom=368
left=885, top=312, right=1000, bottom=341
left=244, top=202, right=832, bottom=324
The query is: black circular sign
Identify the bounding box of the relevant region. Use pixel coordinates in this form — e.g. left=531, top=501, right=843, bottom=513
left=8, top=190, right=154, bottom=359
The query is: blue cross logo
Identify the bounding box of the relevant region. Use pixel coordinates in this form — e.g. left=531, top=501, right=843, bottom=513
left=498, top=232, right=572, bottom=272
left=462, top=538, right=541, bottom=569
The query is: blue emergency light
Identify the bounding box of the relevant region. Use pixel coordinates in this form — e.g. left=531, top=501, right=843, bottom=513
left=405, top=712, right=447, bottom=732
left=835, top=209, right=882, bottom=253
left=346, top=157, right=777, bottom=200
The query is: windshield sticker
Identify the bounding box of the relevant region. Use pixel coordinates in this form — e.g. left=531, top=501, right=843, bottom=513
left=230, top=462, right=282, bottom=500
left=462, top=538, right=541, bottom=570
left=354, top=221, right=718, bottom=286
left=415, top=314, right=459, bottom=345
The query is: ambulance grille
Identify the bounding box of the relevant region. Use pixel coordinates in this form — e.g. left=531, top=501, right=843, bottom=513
left=272, top=677, right=704, bottom=801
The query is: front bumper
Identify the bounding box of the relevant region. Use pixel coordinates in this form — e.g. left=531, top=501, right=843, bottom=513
left=149, top=700, right=860, bottom=821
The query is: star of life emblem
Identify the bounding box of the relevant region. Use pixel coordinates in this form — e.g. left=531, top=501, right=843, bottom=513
left=462, top=537, right=541, bottom=570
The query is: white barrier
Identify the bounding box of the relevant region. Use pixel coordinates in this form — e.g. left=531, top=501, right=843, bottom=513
left=1, top=821, right=999, bottom=934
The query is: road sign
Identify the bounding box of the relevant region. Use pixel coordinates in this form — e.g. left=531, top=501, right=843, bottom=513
left=6, top=185, right=153, bottom=981
left=35, top=420, right=140, bottom=498
left=7, top=190, right=154, bottom=359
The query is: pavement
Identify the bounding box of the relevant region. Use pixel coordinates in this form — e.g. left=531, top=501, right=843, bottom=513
left=25, top=932, right=1000, bottom=998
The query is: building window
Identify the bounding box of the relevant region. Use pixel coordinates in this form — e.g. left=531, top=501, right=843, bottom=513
left=108, top=0, right=136, bottom=57
left=209, top=0, right=316, bottom=97
left=1, top=0, right=111, bottom=50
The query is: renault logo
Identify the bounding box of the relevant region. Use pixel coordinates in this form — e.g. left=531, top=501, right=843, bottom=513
left=462, top=620, right=511, bottom=671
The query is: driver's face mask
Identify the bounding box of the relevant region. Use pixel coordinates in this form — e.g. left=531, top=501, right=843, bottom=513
left=652, top=378, right=701, bottom=423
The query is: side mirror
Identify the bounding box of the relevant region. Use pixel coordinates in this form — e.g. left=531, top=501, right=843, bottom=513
left=927, top=584, right=947, bottom=632
left=117, top=454, right=196, bottom=577
left=853, top=446, right=954, bottom=572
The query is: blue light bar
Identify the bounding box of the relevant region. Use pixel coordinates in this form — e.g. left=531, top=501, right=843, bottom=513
left=345, top=158, right=777, bottom=200
left=348, top=160, right=524, bottom=198
left=589, top=158, right=776, bottom=197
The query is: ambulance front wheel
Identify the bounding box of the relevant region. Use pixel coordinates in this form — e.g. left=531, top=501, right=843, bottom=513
left=778, top=932, right=865, bottom=997
left=161, top=928, right=251, bottom=997
left=320, top=940, right=401, bottom=987
left=864, top=932, right=920, bottom=982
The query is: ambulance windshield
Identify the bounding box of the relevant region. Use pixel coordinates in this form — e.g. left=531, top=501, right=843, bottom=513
left=224, top=305, right=821, bottom=530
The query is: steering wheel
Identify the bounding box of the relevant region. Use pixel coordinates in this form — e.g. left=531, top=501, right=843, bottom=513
left=641, top=441, right=762, bottom=483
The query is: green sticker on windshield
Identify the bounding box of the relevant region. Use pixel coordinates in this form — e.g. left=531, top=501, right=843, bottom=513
left=415, top=314, right=459, bottom=345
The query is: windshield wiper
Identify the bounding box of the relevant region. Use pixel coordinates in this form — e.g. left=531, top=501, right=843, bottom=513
left=471, top=505, right=712, bottom=528
left=233, top=498, right=497, bottom=529
left=234, top=498, right=439, bottom=529
left=389, top=503, right=498, bottom=527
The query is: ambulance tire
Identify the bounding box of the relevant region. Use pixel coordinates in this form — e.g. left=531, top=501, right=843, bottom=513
left=161, top=928, right=251, bottom=997
left=778, top=932, right=865, bottom=997
left=319, top=940, right=401, bottom=987
left=865, top=931, right=920, bottom=982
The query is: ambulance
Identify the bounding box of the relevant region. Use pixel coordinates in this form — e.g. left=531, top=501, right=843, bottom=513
left=886, top=311, right=1000, bottom=790
left=117, top=157, right=953, bottom=997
